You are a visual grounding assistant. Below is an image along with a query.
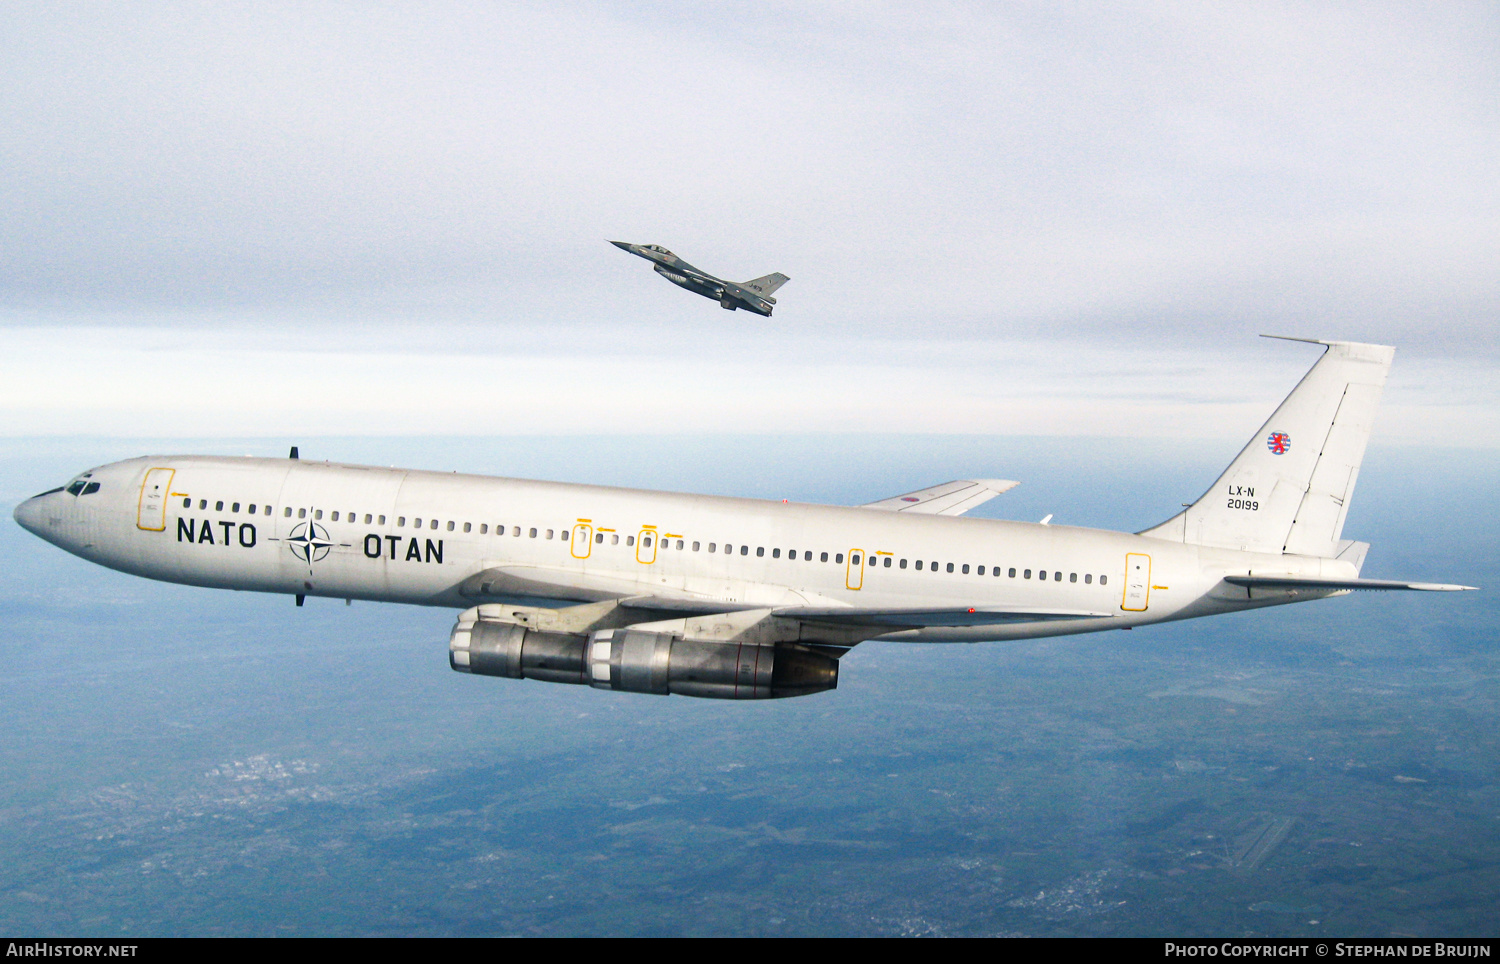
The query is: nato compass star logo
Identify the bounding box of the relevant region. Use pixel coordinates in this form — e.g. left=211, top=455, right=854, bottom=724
left=1266, top=431, right=1291, bottom=455
left=287, top=521, right=334, bottom=563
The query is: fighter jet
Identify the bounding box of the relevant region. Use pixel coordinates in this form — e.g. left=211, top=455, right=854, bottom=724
left=611, top=241, right=788, bottom=316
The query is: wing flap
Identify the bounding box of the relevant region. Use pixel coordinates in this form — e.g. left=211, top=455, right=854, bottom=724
left=861, top=479, right=1020, bottom=516
left=771, top=605, right=1114, bottom=627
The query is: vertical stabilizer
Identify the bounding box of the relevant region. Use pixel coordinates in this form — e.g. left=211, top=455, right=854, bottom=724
left=1140, top=338, right=1394, bottom=557
left=741, top=273, right=789, bottom=298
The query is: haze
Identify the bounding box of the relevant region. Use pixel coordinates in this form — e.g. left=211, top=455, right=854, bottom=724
left=1, top=2, right=1496, bottom=442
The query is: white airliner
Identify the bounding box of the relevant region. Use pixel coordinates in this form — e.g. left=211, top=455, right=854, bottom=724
left=13, top=337, right=1474, bottom=700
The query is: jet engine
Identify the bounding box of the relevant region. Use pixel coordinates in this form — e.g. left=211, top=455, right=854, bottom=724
left=449, top=615, right=837, bottom=700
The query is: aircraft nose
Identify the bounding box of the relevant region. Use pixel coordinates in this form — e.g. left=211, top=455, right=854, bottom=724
left=609, top=240, right=632, bottom=251
left=13, top=493, right=48, bottom=536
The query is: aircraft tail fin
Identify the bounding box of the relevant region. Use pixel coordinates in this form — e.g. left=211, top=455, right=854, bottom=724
left=740, top=273, right=789, bottom=299
left=1139, top=337, right=1395, bottom=557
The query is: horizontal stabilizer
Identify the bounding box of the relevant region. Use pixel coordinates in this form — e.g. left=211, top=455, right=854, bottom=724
left=1223, top=575, right=1477, bottom=592
left=771, top=605, right=1113, bottom=627
left=861, top=479, right=1020, bottom=516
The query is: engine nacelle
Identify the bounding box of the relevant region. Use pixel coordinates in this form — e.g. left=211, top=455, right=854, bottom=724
left=449, top=617, right=837, bottom=700
left=449, top=616, right=588, bottom=685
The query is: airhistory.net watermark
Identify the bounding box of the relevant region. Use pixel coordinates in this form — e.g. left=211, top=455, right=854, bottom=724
left=5, top=945, right=138, bottom=958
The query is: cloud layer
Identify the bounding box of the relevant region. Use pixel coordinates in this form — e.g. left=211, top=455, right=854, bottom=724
left=2, top=3, right=1496, bottom=438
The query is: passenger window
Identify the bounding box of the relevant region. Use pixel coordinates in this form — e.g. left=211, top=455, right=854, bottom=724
left=851, top=554, right=861, bottom=566
left=1085, top=574, right=1092, bottom=584
left=514, top=526, right=521, bottom=537
left=821, top=552, right=829, bottom=562
left=611, top=534, right=619, bottom=545
left=741, top=545, right=749, bottom=555
left=1070, top=573, right=1077, bottom=583
left=1055, top=571, right=1062, bottom=582
left=183, top=498, right=191, bottom=508
left=835, top=553, right=843, bottom=564
left=448, top=521, right=456, bottom=532
left=1038, top=570, right=1046, bottom=580
left=431, top=520, right=439, bottom=530
left=1100, top=575, right=1108, bottom=585
left=531, top=528, right=539, bottom=538
left=692, top=542, right=700, bottom=551
left=977, top=565, right=985, bottom=575
left=1024, top=569, right=1031, bottom=579
left=463, top=523, right=471, bottom=533
left=804, top=551, right=812, bottom=561
left=284, top=507, right=292, bottom=517
left=299, top=509, right=307, bottom=519
left=217, top=501, right=225, bottom=511
left=626, top=535, right=634, bottom=546
left=397, top=517, right=406, bottom=527
left=772, top=548, right=780, bottom=558
left=899, top=559, right=907, bottom=569
left=962, top=564, right=969, bottom=574
left=316, top=509, right=324, bottom=520
left=946, top=563, right=954, bottom=573
left=915, top=560, right=923, bottom=571
left=201, top=500, right=208, bottom=510
left=1009, top=568, right=1016, bottom=577
left=595, top=532, right=604, bottom=543
left=377, top=514, right=385, bottom=524
left=331, top=511, right=339, bottom=521
left=479, top=523, right=486, bottom=533
left=993, top=567, right=1001, bottom=577
left=883, top=557, right=891, bottom=568
left=756, top=547, right=764, bottom=557
left=676, top=540, right=684, bottom=550
left=708, top=543, right=716, bottom=552
left=414, top=517, right=422, bottom=527
left=644, top=536, right=653, bottom=548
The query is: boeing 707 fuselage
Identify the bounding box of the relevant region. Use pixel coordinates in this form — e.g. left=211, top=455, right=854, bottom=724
left=13, top=338, right=1473, bottom=701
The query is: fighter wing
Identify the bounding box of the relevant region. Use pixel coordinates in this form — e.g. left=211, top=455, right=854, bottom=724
left=772, top=605, right=1113, bottom=627
left=1223, top=575, right=1477, bottom=592
left=861, top=479, right=1020, bottom=516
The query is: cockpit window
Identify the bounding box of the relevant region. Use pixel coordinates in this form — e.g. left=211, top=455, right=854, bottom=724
left=64, top=474, right=101, bottom=496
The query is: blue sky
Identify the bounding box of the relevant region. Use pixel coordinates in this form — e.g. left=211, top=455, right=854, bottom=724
left=1, top=2, right=1496, bottom=443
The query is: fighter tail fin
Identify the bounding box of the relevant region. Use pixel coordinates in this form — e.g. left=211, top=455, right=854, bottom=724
left=740, top=273, right=789, bottom=299
left=1139, top=337, right=1394, bottom=557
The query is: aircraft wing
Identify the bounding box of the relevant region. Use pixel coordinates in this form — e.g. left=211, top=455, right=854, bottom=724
left=1223, top=575, right=1477, bottom=592
left=461, top=566, right=782, bottom=612
left=771, top=605, right=1113, bottom=627
left=861, top=479, right=1020, bottom=516
left=459, top=567, right=1115, bottom=628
